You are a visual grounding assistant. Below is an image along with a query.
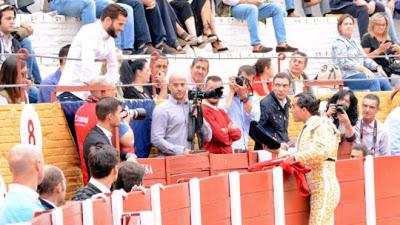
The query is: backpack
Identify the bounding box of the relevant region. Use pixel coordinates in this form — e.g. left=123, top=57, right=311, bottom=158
left=314, top=64, right=343, bottom=91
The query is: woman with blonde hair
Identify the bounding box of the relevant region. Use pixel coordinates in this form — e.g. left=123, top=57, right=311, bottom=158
left=361, top=13, right=400, bottom=87
left=331, top=14, right=392, bottom=91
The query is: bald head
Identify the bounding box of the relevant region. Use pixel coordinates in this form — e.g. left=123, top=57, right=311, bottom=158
left=89, top=76, right=117, bottom=98
left=37, top=165, right=65, bottom=195
left=168, top=73, right=186, bottom=83
left=8, top=144, right=42, bottom=175
left=168, top=74, right=187, bottom=102
left=8, top=144, right=44, bottom=187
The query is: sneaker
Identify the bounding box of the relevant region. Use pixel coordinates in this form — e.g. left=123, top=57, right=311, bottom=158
left=275, top=44, right=298, bottom=52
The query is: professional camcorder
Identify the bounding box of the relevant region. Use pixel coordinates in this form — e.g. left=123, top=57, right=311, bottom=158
left=188, top=87, right=224, bottom=100
left=127, top=108, right=146, bottom=120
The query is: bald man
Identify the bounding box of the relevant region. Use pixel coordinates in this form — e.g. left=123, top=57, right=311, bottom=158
left=0, top=144, right=45, bottom=225
left=37, top=165, right=66, bottom=210
left=151, top=74, right=212, bottom=156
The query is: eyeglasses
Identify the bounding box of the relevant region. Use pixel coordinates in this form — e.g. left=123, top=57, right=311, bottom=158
left=375, top=23, right=387, bottom=27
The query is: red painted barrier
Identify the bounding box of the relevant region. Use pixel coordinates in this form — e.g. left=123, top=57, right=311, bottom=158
left=31, top=156, right=400, bottom=225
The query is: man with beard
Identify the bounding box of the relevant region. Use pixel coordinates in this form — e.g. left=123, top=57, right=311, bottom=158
left=151, top=73, right=212, bottom=156
left=57, top=4, right=128, bottom=101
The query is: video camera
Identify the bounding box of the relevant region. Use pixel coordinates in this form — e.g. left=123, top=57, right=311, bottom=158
left=127, top=108, right=146, bottom=120
left=188, top=87, right=224, bottom=100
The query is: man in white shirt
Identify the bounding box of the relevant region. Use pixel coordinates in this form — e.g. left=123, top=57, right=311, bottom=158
left=0, top=144, right=45, bottom=225
left=354, top=94, right=390, bottom=156
left=37, top=165, right=66, bottom=210
left=72, top=144, right=119, bottom=201
left=57, top=3, right=128, bottom=101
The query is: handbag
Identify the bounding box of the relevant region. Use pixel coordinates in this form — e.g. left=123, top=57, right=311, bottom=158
left=388, top=60, right=400, bottom=75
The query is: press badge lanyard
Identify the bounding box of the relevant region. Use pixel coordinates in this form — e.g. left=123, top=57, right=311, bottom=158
left=360, top=120, right=378, bottom=154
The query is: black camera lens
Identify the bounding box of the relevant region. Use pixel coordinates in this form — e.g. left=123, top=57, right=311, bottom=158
left=235, top=76, right=245, bottom=86
left=128, top=108, right=146, bottom=120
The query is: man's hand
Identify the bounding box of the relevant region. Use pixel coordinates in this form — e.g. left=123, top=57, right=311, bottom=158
left=387, top=0, right=396, bottom=12
left=354, top=0, right=368, bottom=6
left=20, top=23, right=34, bottom=36
left=183, top=148, right=192, bottom=155
left=142, top=0, right=156, bottom=9
left=235, top=83, right=248, bottom=100
left=367, top=1, right=376, bottom=14
left=154, top=71, right=165, bottom=88
left=280, top=143, right=289, bottom=151
left=228, top=76, right=237, bottom=93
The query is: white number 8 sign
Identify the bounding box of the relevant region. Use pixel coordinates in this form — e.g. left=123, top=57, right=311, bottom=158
left=20, top=105, right=43, bottom=150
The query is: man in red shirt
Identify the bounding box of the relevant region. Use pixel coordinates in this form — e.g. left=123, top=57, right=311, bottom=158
left=202, top=76, right=241, bottom=154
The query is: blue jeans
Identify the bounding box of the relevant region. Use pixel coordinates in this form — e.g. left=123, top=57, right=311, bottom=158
left=28, top=86, right=39, bottom=103
left=285, top=0, right=294, bottom=11
left=231, top=3, right=286, bottom=46
left=385, top=7, right=400, bottom=44
left=95, top=0, right=135, bottom=49
left=49, top=0, right=96, bottom=25
left=377, top=73, right=393, bottom=91
left=343, top=73, right=381, bottom=91
left=20, top=38, right=41, bottom=84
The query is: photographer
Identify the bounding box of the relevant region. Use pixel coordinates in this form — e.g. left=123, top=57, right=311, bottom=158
left=151, top=73, right=212, bottom=156
left=223, top=65, right=261, bottom=151
left=326, top=90, right=358, bottom=144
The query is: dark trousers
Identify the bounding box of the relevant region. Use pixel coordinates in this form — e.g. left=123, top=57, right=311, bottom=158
left=156, top=0, right=179, bottom=46
left=117, top=0, right=166, bottom=49
left=331, top=3, right=385, bottom=39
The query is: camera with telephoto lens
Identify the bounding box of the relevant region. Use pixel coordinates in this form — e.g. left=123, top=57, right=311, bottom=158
left=235, top=76, right=246, bottom=86
left=127, top=108, right=146, bottom=120
left=188, top=87, right=224, bottom=100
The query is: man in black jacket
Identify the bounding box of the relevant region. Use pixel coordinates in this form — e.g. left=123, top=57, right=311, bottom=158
left=83, top=96, right=136, bottom=178
left=72, top=144, right=119, bottom=201
left=255, top=73, right=292, bottom=150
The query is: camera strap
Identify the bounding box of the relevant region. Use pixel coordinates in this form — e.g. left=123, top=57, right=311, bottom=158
left=360, top=119, right=378, bottom=154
